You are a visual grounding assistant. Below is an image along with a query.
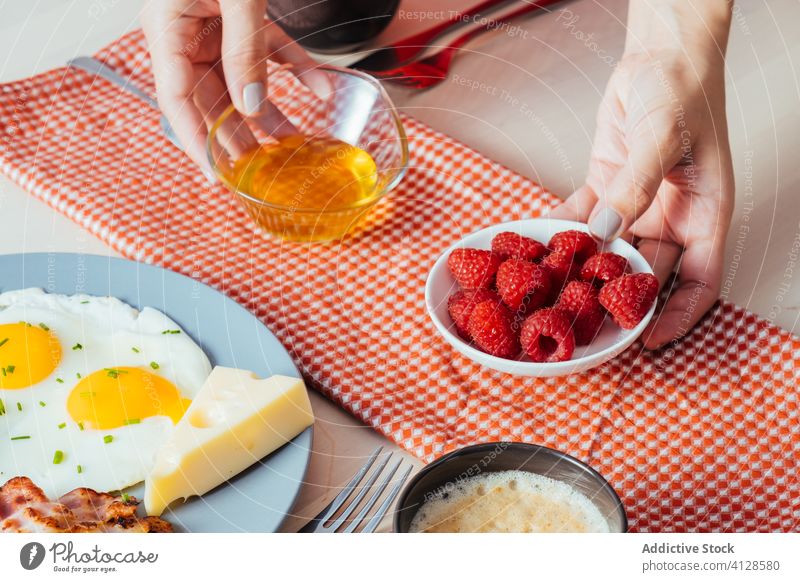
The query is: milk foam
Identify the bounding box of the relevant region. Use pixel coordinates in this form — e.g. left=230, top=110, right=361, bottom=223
left=409, top=470, right=610, bottom=533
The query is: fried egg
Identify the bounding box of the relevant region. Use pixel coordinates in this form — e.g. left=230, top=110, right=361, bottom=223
left=0, top=288, right=211, bottom=498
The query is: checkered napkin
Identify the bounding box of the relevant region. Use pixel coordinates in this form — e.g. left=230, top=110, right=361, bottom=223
left=0, top=30, right=798, bottom=532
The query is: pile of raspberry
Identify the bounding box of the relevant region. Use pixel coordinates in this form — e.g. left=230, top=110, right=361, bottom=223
left=446, top=230, right=658, bottom=362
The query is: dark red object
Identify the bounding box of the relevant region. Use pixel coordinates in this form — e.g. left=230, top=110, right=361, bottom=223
left=520, top=307, right=575, bottom=362
left=467, top=300, right=520, bottom=359
left=599, top=273, right=659, bottom=329
left=447, top=248, right=501, bottom=289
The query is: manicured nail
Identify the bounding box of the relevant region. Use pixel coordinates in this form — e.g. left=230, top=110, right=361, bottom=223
left=589, top=207, right=622, bottom=241
left=242, top=82, right=265, bottom=116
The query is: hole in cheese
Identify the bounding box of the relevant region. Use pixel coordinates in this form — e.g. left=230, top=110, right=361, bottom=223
left=189, top=410, right=213, bottom=429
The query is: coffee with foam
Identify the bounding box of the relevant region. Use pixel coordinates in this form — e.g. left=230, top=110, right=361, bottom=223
left=408, top=470, right=610, bottom=533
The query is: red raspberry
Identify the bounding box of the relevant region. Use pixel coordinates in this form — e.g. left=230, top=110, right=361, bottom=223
left=520, top=308, right=575, bottom=362
left=447, top=248, right=501, bottom=289
left=540, top=250, right=581, bottom=300
left=491, top=232, right=548, bottom=262
left=467, top=300, right=520, bottom=359
left=556, top=281, right=606, bottom=345
left=548, top=230, right=598, bottom=263
left=447, top=289, right=502, bottom=339
left=580, top=252, right=630, bottom=287
left=599, top=273, right=659, bottom=329
left=495, top=259, right=551, bottom=314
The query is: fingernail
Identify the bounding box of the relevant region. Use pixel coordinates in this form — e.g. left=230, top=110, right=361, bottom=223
left=242, top=82, right=265, bottom=116
left=589, top=207, right=622, bottom=241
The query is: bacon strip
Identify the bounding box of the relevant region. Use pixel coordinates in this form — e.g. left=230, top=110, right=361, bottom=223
left=0, top=476, right=172, bottom=533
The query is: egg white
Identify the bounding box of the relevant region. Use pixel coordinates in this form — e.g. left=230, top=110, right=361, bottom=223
left=0, top=288, right=211, bottom=498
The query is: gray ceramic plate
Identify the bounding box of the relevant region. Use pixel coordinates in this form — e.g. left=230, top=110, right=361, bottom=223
left=0, top=253, right=313, bottom=532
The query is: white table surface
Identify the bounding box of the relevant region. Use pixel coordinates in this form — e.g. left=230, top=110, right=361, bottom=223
left=1, top=0, right=798, bottom=532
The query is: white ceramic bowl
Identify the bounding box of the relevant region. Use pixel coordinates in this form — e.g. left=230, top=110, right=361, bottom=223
left=425, top=219, right=656, bottom=377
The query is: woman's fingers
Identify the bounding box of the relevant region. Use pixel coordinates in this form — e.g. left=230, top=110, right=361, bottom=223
left=642, top=238, right=723, bottom=349
left=193, top=64, right=259, bottom=160
left=265, top=22, right=332, bottom=99
left=220, top=0, right=269, bottom=116
left=588, top=117, right=685, bottom=242
left=636, top=238, right=682, bottom=287
left=546, top=185, right=598, bottom=222
left=143, top=23, right=214, bottom=175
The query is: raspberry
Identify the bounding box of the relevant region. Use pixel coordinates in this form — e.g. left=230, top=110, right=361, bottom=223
left=599, top=273, right=659, bottom=329
left=556, top=281, right=606, bottom=345
left=520, top=308, right=575, bottom=362
left=467, top=300, right=520, bottom=359
left=491, top=232, right=548, bottom=262
left=540, top=250, right=581, bottom=300
left=548, top=230, right=597, bottom=263
left=495, top=258, right=551, bottom=314
left=580, top=252, right=630, bottom=287
left=448, top=289, right=502, bottom=339
left=447, top=248, right=501, bottom=289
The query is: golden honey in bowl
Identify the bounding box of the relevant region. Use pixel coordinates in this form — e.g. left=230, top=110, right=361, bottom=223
left=224, top=135, right=380, bottom=242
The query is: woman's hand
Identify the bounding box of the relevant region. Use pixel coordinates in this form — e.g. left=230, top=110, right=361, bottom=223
left=550, top=0, right=734, bottom=349
left=141, top=0, right=329, bottom=177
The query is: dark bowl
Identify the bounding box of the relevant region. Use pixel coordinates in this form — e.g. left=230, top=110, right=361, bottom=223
left=393, top=442, right=627, bottom=533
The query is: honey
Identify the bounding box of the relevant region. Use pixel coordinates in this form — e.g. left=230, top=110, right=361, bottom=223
left=222, top=135, right=381, bottom=242
left=228, top=135, right=377, bottom=210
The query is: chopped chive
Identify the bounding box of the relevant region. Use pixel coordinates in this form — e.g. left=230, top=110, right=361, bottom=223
left=16, top=402, right=22, bottom=412
left=38, top=323, right=50, bottom=331
left=1, top=368, right=5, bottom=377
left=11, top=435, right=30, bottom=441
left=121, top=493, right=131, bottom=503
left=0, top=399, right=5, bottom=416
left=149, top=361, right=160, bottom=370
left=77, top=465, right=83, bottom=474
left=161, top=329, right=181, bottom=335
left=124, top=418, right=141, bottom=425
left=80, top=300, right=89, bottom=304
left=6, top=365, right=14, bottom=374
left=72, top=343, right=83, bottom=351
left=0, top=338, right=8, bottom=348
left=104, top=368, right=128, bottom=379
left=78, top=422, right=85, bottom=431
left=39, top=401, right=46, bottom=407
left=131, top=347, right=140, bottom=353
left=58, top=422, right=66, bottom=429
left=53, top=450, right=64, bottom=464
left=103, top=435, right=113, bottom=444
left=56, top=378, right=64, bottom=384
left=76, top=372, right=82, bottom=379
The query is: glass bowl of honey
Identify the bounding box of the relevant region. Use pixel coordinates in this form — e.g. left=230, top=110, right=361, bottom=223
left=207, top=65, right=408, bottom=242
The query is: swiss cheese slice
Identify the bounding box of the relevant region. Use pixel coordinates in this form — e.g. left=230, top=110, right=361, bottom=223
left=144, top=366, right=314, bottom=516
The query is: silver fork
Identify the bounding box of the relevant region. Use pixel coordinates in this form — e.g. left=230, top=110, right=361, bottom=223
left=301, top=447, right=413, bottom=533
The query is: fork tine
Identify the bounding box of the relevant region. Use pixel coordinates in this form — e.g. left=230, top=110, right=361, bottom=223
left=316, top=446, right=382, bottom=525
left=327, top=452, right=393, bottom=531
left=342, top=458, right=402, bottom=533
left=361, top=464, right=413, bottom=533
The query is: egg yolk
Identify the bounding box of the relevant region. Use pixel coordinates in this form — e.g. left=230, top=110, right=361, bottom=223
left=67, top=367, right=191, bottom=430
left=0, top=322, right=62, bottom=389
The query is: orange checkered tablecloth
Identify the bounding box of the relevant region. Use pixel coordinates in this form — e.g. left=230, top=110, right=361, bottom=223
left=0, top=31, right=798, bottom=532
